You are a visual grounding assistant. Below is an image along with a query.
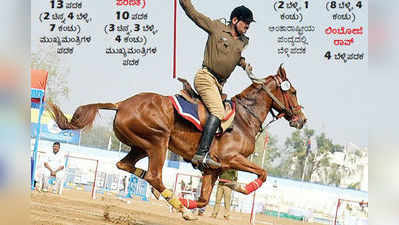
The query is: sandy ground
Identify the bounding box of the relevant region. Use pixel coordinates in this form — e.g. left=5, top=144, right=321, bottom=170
left=31, top=189, right=322, bottom=225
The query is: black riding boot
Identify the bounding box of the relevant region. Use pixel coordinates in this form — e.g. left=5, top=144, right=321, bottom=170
left=191, top=114, right=221, bottom=169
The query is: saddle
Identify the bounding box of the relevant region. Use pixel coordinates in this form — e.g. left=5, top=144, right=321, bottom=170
left=169, top=78, right=235, bottom=134
left=177, top=78, right=228, bottom=103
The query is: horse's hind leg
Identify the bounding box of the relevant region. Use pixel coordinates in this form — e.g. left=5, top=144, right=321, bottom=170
left=113, top=96, right=196, bottom=220
left=114, top=115, right=148, bottom=178
left=116, top=147, right=147, bottom=179
left=142, top=138, right=197, bottom=220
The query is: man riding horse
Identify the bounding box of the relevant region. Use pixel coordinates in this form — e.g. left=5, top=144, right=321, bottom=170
left=46, top=1, right=307, bottom=221
left=180, top=0, right=256, bottom=170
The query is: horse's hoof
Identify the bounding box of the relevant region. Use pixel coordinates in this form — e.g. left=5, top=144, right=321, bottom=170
left=182, top=210, right=198, bottom=221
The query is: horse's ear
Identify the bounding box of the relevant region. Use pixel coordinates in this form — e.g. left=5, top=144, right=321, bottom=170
left=277, top=63, right=287, bottom=79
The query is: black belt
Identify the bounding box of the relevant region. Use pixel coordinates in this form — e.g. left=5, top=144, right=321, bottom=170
left=203, top=66, right=226, bottom=84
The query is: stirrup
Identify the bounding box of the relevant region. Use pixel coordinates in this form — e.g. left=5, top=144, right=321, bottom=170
left=192, top=152, right=221, bottom=170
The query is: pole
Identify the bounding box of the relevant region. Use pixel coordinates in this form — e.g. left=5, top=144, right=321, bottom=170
left=173, top=173, right=179, bottom=195
left=169, top=172, right=180, bottom=212
left=31, top=93, right=44, bottom=190
left=261, top=148, right=266, bottom=169
left=117, top=141, right=122, bottom=192
left=261, top=131, right=269, bottom=169
left=118, top=141, right=122, bottom=158
left=250, top=191, right=256, bottom=224
left=334, top=199, right=341, bottom=225
left=173, top=0, right=177, bottom=78
left=61, top=154, right=70, bottom=193
left=301, top=137, right=310, bottom=181
left=91, top=159, right=99, bottom=199
left=301, top=156, right=308, bottom=181
left=78, top=130, right=82, bottom=150
left=107, top=136, right=112, bottom=150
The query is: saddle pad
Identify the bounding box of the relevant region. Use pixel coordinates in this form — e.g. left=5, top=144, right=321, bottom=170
left=168, top=95, right=236, bottom=133
left=169, top=95, right=202, bottom=131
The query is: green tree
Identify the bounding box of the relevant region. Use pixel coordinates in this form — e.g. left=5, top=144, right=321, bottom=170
left=327, top=163, right=342, bottom=186
left=306, top=133, right=344, bottom=185
left=80, top=124, right=130, bottom=152
left=283, top=127, right=315, bottom=180
left=263, top=135, right=281, bottom=170
left=80, top=125, right=110, bottom=149
left=252, top=130, right=280, bottom=170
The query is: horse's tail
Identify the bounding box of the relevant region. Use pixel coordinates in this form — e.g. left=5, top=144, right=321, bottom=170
left=47, top=101, right=119, bottom=130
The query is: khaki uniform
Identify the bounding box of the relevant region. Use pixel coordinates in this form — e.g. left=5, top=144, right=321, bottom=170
left=212, top=170, right=238, bottom=219
left=180, top=0, right=249, bottom=120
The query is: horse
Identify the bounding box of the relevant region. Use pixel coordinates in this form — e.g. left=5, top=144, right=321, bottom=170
left=47, top=65, right=306, bottom=220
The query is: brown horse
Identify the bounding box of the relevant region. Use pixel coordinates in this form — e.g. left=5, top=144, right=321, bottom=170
left=48, top=65, right=306, bottom=220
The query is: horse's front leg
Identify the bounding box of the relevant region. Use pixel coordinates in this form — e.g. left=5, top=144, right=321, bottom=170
left=179, top=170, right=220, bottom=209
left=226, top=154, right=267, bottom=195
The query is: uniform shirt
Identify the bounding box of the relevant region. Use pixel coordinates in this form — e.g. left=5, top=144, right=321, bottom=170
left=180, top=0, right=249, bottom=81
left=219, top=169, right=238, bottom=183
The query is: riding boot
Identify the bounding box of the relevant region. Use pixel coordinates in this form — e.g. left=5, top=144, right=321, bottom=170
left=191, top=114, right=221, bottom=169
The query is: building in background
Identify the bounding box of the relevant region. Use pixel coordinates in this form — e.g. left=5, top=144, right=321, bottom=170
left=311, top=142, right=368, bottom=191
left=339, top=143, right=368, bottom=191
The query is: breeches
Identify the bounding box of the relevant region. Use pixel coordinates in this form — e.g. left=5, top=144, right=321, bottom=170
left=194, top=68, right=225, bottom=120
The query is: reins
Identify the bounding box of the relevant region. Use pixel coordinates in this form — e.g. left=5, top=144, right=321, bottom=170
left=235, top=74, right=300, bottom=141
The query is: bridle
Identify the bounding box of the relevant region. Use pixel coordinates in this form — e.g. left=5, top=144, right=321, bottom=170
left=235, top=74, right=303, bottom=134
left=266, top=75, right=303, bottom=123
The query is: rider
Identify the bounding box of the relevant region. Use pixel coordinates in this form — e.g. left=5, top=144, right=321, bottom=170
left=179, top=0, right=255, bottom=169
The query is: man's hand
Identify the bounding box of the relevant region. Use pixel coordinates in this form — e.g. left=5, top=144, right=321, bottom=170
left=239, top=58, right=248, bottom=70
left=245, top=63, right=253, bottom=73
left=245, top=63, right=253, bottom=74
left=240, top=59, right=258, bottom=81
left=245, top=64, right=263, bottom=84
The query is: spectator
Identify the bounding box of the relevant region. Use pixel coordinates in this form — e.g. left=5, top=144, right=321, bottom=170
left=211, top=169, right=238, bottom=220
left=41, top=142, right=65, bottom=194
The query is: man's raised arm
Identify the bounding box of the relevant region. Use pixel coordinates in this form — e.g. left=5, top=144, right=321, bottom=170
left=179, top=0, right=216, bottom=34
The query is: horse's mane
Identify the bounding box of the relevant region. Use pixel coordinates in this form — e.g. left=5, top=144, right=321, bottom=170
left=232, top=75, right=275, bottom=101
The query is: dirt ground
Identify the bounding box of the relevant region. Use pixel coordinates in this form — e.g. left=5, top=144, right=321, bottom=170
left=31, top=189, right=322, bottom=225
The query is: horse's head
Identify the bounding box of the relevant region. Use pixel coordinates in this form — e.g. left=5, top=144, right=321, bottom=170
left=259, top=65, right=307, bottom=129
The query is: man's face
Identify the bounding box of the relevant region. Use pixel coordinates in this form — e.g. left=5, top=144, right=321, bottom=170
left=53, top=144, right=60, bottom=154
left=232, top=18, right=250, bottom=34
